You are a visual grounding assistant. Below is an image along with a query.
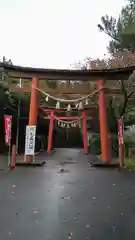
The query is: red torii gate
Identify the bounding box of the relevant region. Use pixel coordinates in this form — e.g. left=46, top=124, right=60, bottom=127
left=40, top=108, right=88, bottom=154
left=24, top=77, right=110, bottom=164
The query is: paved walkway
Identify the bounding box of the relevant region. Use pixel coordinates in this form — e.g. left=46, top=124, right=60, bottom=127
left=0, top=148, right=135, bottom=239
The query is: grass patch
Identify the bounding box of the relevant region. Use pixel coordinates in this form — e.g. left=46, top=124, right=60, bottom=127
left=124, top=158, right=135, bottom=170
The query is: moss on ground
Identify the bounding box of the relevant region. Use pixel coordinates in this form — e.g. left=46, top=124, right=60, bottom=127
left=124, top=158, right=135, bottom=170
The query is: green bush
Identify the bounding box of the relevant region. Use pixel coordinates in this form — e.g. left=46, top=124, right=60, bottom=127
left=124, top=125, right=135, bottom=157
left=88, top=134, right=119, bottom=157
left=111, top=135, right=118, bottom=157
left=124, top=158, right=135, bottom=170
left=89, top=135, right=101, bottom=154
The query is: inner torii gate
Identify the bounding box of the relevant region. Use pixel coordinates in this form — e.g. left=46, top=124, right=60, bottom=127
left=40, top=108, right=88, bottom=154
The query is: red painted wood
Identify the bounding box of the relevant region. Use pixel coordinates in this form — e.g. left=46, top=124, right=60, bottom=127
left=10, top=144, right=16, bottom=169
left=47, top=111, right=54, bottom=153
left=40, top=107, right=95, bottom=113
left=24, top=77, right=39, bottom=163
left=54, top=116, right=80, bottom=120
left=98, top=80, right=110, bottom=163
left=117, top=118, right=124, bottom=168
left=82, top=111, right=88, bottom=154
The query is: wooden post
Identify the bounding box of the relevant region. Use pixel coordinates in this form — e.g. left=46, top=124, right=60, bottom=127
left=24, top=77, right=39, bottom=162
left=82, top=111, right=88, bottom=154
left=10, top=144, right=16, bottom=169
left=47, top=111, right=54, bottom=153
left=98, top=80, right=110, bottom=163
left=117, top=118, right=124, bottom=168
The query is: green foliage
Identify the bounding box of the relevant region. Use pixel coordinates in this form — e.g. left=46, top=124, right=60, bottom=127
left=124, top=158, right=135, bottom=170
left=88, top=135, right=101, bottom=154
left=46, top=80, right=57, bottom=89
left=98, top=0, right=135, bottom=53
left=124, top=125, right=135, bottom=157
left=0, top=56, right=61, bottom=115
left=124, top=125, right=135, bottom=143
left=111, top=135, right=118, bottom=157
left=88, top=134, right=118, bottom=157
left=84, top=53, right=135, bottom=122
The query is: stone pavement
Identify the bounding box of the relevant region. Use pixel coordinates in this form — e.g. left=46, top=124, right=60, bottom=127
left=0, top=148, right=135, bottom=239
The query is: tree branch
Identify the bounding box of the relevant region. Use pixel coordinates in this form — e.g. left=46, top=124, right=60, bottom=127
left=97, top=24, right=121, bottom=43
left=127, top=92, right=134, bottom=98
left=120, top=80, right=134, bottom=116
left=109, top=98, right=117, bottom=120
left=108, top=98, right=117, bottom=132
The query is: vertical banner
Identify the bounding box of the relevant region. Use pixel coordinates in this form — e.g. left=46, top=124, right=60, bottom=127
left=117, top=117, right=124, bottom=168
left=25, top=125, right=36, bottom=155
left=4, top=115, right=12, bottom=146
left=117, top=118, right=124, bottom=146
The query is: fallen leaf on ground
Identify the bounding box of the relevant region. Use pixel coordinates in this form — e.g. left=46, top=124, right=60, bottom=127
left=35, top=219, right=39, bottom=224
left=34, top=210, right=37, bottom=214
left=128, top=196, right=133, bottom=201
left=119, top=192, right=123, bottom=196
left=62, top=196, right=72, bottom=200
left=60, top=168, right=64, bottom=173
left=112, top=225, right=116, bottom=232
left=68, top=232, right=73, bottom=239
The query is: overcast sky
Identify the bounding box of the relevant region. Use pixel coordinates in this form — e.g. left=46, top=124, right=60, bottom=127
left=0, top=0, right=125, bottom=69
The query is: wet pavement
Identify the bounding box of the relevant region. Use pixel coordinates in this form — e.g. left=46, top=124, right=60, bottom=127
left=0, top=148, right=135, bottom=239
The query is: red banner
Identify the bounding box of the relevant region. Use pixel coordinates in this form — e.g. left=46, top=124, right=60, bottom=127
left=117, top=118, right=124, bottom=145
left=4, top=115, right=12, bottom=146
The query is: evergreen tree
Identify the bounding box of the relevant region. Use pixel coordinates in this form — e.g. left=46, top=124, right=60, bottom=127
left=98, top=0, right=135, bottom=53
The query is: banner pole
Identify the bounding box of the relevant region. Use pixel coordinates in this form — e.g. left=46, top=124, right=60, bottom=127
left=4, top=115, right=12, bottom=168
left=8, top=120, right=12, bottom=168
left=16, top=79, right=22, bottom=154
left=16, top=99, right=20, bottom=155
left=8, top=138, right=11, bottom=167
left=117, top=117, right=124, bottom=169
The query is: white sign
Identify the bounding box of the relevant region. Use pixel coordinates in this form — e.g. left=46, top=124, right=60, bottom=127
left=25, top=125, right=36, bottom=155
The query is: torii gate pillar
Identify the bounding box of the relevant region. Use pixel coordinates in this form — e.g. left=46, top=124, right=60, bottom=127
left=24, top=77, right=39, bottom=162
left=82, top=111, right=88, bottom=154
left=98, top=80, right=110, bottom=163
